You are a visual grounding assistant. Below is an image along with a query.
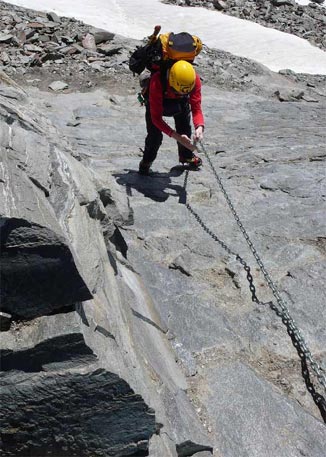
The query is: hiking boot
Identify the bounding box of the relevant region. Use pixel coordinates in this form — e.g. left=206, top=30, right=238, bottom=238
left=138, top=159, right=152, bottom=175
left=179, top=154, right=202, bottom=169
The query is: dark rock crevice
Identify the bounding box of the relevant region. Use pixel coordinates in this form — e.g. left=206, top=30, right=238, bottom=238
left=0, top=218, right=92, bottom=320
left=0, top=369, right=157, bottom=457
left=109, top=226, right=129, bottom=259
left=28, top=175, right=50, bottom=197
left=0, top=107, right=42, bottom=134
left=0, top=333, right=95, bottom=372
left=176, top=440, right=214, bottom=456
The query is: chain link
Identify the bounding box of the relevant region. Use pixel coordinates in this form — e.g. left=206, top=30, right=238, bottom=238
left=196, top=141, right=326, bottom=392
left=182, top=142, right=326, bottom=422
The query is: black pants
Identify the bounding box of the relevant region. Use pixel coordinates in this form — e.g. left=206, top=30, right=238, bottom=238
left=143, top=99, right=193, bottom=164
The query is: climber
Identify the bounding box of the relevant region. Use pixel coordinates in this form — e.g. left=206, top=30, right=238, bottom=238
left=138, top=60, right=205, bottom=175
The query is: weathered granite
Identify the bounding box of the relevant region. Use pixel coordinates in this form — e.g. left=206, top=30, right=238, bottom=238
left=0, top=312, right=157, bottom=456
left=0, top=94, right=92, bottom=319
left=201, top=362, right=326, bottom=457
left=35, top=79, right=326, bottom=455
left=0, top=369, right=156, bottom=456
left=1, top=2, right=326, bottom=452
left=0, top=78, right=213, bottom=455
left=0, top=312, right=95, bottom=372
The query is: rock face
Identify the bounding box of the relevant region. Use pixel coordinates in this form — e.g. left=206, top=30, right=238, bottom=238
left=1, top=368, right=156, bottom=456
left=0, top=85, right=93, bottom=320
left=1, top=4, right=326, bottom=457
left=31, top=78, right=325, bottom=455
left=0, top=81, right=157, bottom=456
left=1, top=313, right=157, bottom=456
left=0, top=76, right=213, bottom=456
left=17, top=76, right=325, bottom=456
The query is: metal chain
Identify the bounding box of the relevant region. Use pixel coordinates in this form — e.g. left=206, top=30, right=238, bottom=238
left=183, top=169, right=326, bottom=422
left=183, top=171, right=261, bottom=304
left=195, top=140, right=326, bottom=393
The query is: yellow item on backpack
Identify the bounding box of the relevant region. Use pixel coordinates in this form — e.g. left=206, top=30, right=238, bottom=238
left=160, top=32, right=202, bottom=62
left=129, top=28, right=202, bottom=76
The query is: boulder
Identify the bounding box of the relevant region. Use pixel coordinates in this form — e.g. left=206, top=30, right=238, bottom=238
left=48, top=80, right=69, bottom=91
left=272, top=0, right=296, bottom=6
left=92, top=28, right=115, bottom=44
left=82, top=32, right=97, bottom=51
left=213, top=0, right=227, bottom=10
left=47, top=11, right=60, bottom=22
left=0, top=34, right=14, bottom=43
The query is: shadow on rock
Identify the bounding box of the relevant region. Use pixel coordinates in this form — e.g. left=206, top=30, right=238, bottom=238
left=114, top=168, right=187, bottom=203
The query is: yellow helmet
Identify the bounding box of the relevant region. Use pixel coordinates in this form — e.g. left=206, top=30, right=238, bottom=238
left=169, top=60, right=196, bottom=94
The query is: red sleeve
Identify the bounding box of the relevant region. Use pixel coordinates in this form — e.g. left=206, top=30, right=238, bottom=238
left=190, top=74, right=204, bottom=129
left=149, top=73, right=174, bottom=137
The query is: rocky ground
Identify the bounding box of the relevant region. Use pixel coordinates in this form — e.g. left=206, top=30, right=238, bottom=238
left=1, top=1, right=326, bottom=457
left=164, top=0, right=326, bottom=51
left=1, top=0, right=326, bottom=98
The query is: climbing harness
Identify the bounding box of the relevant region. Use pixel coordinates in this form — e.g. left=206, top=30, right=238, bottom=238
left=182, top=140, right=326, bottom=423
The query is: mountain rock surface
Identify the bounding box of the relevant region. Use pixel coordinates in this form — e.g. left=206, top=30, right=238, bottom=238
left=0, top=2, right=326, bottom=456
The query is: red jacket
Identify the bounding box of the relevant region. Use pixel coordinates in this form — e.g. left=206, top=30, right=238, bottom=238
left=149, top=71, right=204, bottom=137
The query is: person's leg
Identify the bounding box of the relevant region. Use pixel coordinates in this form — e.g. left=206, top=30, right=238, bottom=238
left=173, top=102, right=202, bottom=167
left=141, top=104, right=163, bottom=165
left=173, top=102, right=193, bottom=160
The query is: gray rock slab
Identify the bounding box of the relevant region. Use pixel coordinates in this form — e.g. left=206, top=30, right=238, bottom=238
left=91, top=28, right=115, bottom=44
left=46, top=11, right=60, bottom=22
left=0, top=149, right=91, bottom=318
left=0, top=33, right=13, bottom=43
left=0, top=368, right=156, bottom=456
left=156, top=387, right=214, bottom=454
left=149, top=434, right=178, bottom=457
left=1, top=312, right=82, bottom=350
left=201, top=362, right=326, bottom=457
left=11, top=74, right=325, bottom=455
left=0, top=312, right=96, bottom=372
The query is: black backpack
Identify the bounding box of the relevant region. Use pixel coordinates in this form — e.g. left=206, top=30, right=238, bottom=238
left=129, top=41, right=162, bottom=75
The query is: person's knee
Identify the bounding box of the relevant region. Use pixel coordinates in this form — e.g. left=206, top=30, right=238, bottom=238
left=145, top=133, right=163, bottom=156
left=156, top=134, right=163, bottom=147
left=148, top=133, right=163, bottom=149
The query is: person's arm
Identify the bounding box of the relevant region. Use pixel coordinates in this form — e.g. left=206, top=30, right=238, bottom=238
left=171, top=131, right=196, bottom=151
left=149, top=74, right=174, bottom=136
left=149, top=74, right=196, bottom=151
left=190, top=74, right=204, bottom=141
